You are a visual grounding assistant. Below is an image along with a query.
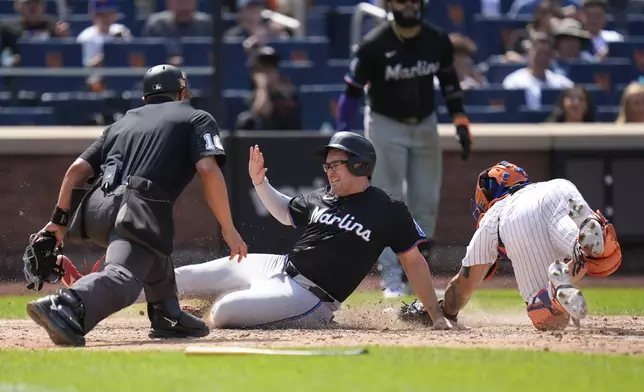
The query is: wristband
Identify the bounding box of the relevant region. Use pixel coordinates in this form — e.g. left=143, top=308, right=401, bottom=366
left=51, top=206, right=70, bottom=227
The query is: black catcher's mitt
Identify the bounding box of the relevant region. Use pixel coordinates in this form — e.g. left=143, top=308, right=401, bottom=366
left=398, top=299, right=459, bottom=326
left=23, top=232, right=65, bottom=291
left=398, top=299, right=432, bottom=326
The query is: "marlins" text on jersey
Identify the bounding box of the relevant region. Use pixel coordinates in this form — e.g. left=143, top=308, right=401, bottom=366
left=310, top=206, right=372, bottom=242
left=384, top=60, right=440, bottom=81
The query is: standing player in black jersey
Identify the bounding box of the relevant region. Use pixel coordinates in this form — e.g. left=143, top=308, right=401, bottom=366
left=125, top=131, right=452, bottom=330
left=336, top=0, right=473, bottom=298
left=23, top=64, right=247, bottom=347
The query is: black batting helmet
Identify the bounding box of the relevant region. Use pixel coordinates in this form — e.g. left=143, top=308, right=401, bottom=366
left=319, top=131, right=376, bottom=177
left=142, top=64, right=190, bottom=97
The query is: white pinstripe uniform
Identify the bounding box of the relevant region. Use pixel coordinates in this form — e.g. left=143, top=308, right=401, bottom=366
left=462, top=178, right=587, bottom=305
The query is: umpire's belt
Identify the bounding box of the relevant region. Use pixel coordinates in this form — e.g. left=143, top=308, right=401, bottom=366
left=285, top=262, right=336, bottom=304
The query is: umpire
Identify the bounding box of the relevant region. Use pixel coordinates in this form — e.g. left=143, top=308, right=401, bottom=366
left=25, top=64, right=248, bottom=347
left=336, top=0, right=472, bottom=297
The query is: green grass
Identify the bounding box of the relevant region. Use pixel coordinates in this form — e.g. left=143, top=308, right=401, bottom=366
left=0, top=347, right=642, bottom=392
left=3, top=287, right=644, bottom=319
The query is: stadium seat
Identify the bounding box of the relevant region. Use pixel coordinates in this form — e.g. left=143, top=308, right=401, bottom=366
left=596, top=105, right=619, bottom=122
left=180, top=37, right=213, bottom=67
left=102, top=39, right=168, bottom=67
left=472, top=15, right=531, bottom=61
left=608, top=39, right=644, bottom=74
left=540, top=85, right=619, bottom=107
left=299, top=84, right=365, bottom=130
left=627, top=15, right=644, bottom=36
left=18, top=39, right=83, bottom=67
left=15, top=75, right=87, bottom=93
left=566, top=59, right=636, bottom=89
left=425, top=0, right=469, bottom=35
left=518, top=105, right=553, bottom=123
left=223, top=89, right=252, bottom=131
left=41, top=91, right=123, bottom=126
left=486, top=62, right=526, bottom=84
left=223, top=37, right=330, bottom=68
left=437, top=105, right=514, bottom=123
left=0, top=106, right=56, bottom=125
left=462, top=87, right=526, bottom=111
left=101, top=75, right=143, bottom=92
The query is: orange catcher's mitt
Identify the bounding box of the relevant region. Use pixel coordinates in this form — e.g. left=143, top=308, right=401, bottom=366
left=577, top=210, right=622, bottom=278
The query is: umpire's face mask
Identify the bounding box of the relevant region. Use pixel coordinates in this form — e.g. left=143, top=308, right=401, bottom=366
left=390, top=0, right=423, bottom=28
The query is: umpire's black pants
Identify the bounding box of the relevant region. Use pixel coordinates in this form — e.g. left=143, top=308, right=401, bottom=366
left=70, top=187, right=177, bottom=333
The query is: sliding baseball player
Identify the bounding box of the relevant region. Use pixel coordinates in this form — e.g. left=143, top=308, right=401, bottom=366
left=400, top=161, right=622, bottom=330
left=61, top=132, right=452, bottom=330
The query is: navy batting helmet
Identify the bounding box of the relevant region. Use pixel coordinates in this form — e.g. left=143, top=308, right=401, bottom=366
left=319, top=132, right=376, bottom=177
left=142, top=64, right=190, bottom=98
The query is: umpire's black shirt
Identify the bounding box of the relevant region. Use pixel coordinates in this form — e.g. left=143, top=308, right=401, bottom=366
left=287, top=186, right=427, bottom=302
left=79, top=98, right=226, bottom=201
left=344, top=22, right=454, bottom=122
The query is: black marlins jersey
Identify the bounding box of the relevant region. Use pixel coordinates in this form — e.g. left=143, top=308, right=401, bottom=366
left=344, top=22, right=455, bottom=122
left=286, top=186, right=427, bottom=302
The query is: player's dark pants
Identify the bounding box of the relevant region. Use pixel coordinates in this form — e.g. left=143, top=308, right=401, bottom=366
left=70, top=187, right=177, bottom=332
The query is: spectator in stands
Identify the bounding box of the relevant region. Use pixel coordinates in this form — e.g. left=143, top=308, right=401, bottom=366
left=224, top=0, right=287, bottom=42
left=236, top=46, right=301, bottom=131
left=77, top=0, right=132, bottom=68
left=552, top=18, right=595, bottom=64
left=0, top=0, right=70, bottom=66
left=616, top=81, right=644, bottom=123
left=143, top=0, right=213, bottom=66
left=579, top=0, right=623, bottom=61
left=503, top=33, right=574, bottom=109
left=508, top=0, right=581, bottom=18
left=505, top=0, right=558, bottom=63
left=546, top=86, right=596, bottom=122
left=441, top=33, right=488, bottom=90
left=7, top=0, right=70, bottom=40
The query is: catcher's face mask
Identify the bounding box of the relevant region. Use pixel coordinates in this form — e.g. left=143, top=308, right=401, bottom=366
left=472, top=161, right=529, bottom=222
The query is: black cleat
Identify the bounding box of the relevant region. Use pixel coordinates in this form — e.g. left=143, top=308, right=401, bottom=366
left=26, top=293, right=86, bottom=347
left=148, top=298, right=210, bottom=339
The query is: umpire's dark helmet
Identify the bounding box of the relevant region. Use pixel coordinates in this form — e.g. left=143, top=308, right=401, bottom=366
left=320, top=131, right=376, bottom=177
left=142, top=64, right=190, bottom=98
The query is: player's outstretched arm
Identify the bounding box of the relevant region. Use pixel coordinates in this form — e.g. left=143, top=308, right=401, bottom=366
left=249, top=145, right=294, bottom=226
left=399, top=249, right=451, bottom=330
left=442, top=264, right=490, bottom=319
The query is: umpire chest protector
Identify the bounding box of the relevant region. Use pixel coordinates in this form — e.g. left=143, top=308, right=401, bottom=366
left=66, top=99, right=224, bottom=257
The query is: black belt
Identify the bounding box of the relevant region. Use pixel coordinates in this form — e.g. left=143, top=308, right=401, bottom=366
left=285, top=263, right=335, bottom=304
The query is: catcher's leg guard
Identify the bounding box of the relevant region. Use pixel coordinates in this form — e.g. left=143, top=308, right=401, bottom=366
left=567, top=198, right=605, bottom=257
left=26, top=288, right=86, bottom=347
left=526, top=288, right=570, bottom=331
left=548, top=260, right=588, bottom=320
left=148, top=297, right=210, bottom=339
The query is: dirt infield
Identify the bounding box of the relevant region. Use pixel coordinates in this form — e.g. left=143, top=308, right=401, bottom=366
left=1, top=306, right=643, bottom=355
left=2, top=276, right=644, bottom=356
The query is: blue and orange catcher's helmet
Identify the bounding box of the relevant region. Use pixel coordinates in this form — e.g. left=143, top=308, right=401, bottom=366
left=472, top=161, right=529, bottom=222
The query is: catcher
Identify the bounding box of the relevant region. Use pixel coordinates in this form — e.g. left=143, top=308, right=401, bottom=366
left=400, top=161, right=622, bottom=331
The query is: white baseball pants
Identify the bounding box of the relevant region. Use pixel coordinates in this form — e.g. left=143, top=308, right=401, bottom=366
left=170, top=254, right=337, bottom=328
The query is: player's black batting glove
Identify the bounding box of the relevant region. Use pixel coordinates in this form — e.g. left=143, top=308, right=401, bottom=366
left=454, top=115, right=472, bottom=161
